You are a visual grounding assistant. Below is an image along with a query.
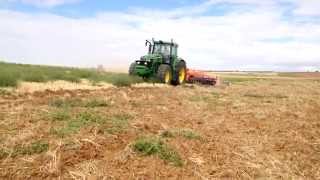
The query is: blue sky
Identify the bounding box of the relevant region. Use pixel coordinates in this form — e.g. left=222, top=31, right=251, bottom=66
left=0, top=0, right=248, bottom=20
left=2, top=0, right=205, bottom=17
left=0, top=0, right=319, bottom=71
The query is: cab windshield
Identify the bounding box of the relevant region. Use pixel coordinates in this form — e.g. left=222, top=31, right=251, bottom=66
left=152, top=43, right=170, bottom=56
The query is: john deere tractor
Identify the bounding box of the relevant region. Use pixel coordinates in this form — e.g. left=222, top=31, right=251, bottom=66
left=129, top=39, right=187, bottom=85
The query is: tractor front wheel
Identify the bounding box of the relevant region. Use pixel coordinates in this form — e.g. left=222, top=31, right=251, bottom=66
left=172, top=61, right=186, bottom=85
left=157, top=64, right=172, bottom=84
left=129, top=63, right=136, bottom=75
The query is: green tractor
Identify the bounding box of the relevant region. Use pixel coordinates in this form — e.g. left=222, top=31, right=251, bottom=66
left=129, top=39, right=187, bottom=85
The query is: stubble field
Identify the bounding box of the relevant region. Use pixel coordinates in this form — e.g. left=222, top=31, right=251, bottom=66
left=0, top=70, right=320, bottom=179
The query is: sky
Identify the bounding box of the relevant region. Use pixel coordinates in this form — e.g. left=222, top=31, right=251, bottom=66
left=0, top=0, right=320, bottom=71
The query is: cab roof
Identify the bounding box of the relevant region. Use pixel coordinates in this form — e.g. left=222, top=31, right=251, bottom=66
left=153, top=40, right=178, bottom=47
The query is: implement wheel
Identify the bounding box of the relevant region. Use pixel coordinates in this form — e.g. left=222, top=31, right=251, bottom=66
left=157, top=64, right=172, bottom=84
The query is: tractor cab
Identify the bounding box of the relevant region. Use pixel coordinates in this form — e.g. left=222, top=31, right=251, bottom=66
left=146, top=40, right=178, bottom=64
left=148, top=40, right=178, bottom=56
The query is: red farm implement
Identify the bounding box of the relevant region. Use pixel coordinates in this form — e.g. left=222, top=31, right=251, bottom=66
left=186, top=69, right=218, bottom=86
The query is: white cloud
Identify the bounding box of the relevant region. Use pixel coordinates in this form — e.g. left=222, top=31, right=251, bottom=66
left=210, top=0, right=320, bottom=17
left=292, top=0, right=320, bottom=16
left=0, top=1, right=320, bottom=71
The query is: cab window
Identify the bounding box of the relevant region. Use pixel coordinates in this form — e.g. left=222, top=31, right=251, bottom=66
left=163, top=45, right=170, bottom=56
left=172, top=46, right=177, bottom=56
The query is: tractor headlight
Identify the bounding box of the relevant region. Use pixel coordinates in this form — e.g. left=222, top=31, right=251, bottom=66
left=144, top=62, right=148, bottom=65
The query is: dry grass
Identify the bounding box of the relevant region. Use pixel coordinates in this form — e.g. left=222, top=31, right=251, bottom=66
left=0, top=73, right=319, bottom=179
left=160, top=129, right=201, bottom=140
left=17, top=80, right=114, bottom=93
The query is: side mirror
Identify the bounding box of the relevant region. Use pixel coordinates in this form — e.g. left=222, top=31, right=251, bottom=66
left=145, top=40, right=151, bottom=47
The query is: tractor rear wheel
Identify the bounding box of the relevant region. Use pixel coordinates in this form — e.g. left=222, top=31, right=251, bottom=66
left=172, top=61, right=186, bottom=85
left=157, top=64, right=172, bottom=84
left=129, top=63, right=136, bottom=75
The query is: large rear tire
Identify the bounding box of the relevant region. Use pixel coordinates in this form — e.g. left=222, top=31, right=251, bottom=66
left=157, top=64, right=172, bottom=84
left=172, top=61, right=186, bottom=85
left=129, top=63, right=136, bottom=75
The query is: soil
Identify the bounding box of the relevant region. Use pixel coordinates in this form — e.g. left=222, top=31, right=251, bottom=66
left=0, top=77, right=320, bottom=179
